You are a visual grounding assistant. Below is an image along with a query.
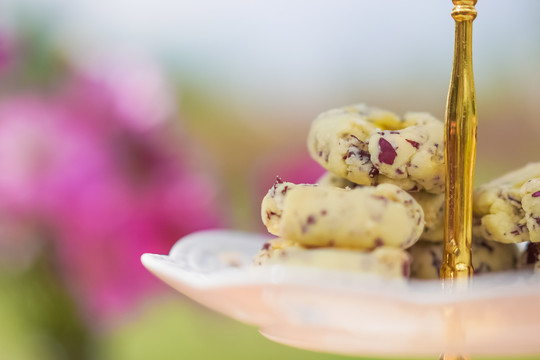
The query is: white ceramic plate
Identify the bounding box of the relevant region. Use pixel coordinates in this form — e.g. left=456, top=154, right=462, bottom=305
left=141, top=230, right=540, bottom=357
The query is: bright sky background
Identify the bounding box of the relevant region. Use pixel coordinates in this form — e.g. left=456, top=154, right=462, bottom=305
left=1, top=0, right=539, bottom=121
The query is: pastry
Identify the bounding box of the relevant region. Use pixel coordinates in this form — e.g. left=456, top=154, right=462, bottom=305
left=317, top=172, right=445, bottom=242
left=261, top=179, right=424, bottom=250
left=473, top=162, right=540, bottom=244
left=307, top=104, right=445, bottom=193
left=408, top=238, right=519, bottom=279
left=409, top=191, right=445, bottom=242
left=254, top=238, right=411, bottom=278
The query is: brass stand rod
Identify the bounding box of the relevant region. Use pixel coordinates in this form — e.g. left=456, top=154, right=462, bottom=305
left=441, top=0, right=478, bottom=283
left=441, top=2, right=477, bottom=358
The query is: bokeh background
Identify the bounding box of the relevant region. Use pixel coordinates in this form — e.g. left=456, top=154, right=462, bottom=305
left=0, top=1, right=539, bottom=359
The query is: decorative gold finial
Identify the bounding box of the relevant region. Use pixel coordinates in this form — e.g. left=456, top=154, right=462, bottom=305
left=452, top=0, right=478, bottom=21
left=440, top=1, right=478, bottom=282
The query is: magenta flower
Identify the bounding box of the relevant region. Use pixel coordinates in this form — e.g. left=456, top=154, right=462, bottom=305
left=0, top=96, right=105, bottom=215
left=60, top=55, right=176, bottom=134
left=0, top=60, right=222, bottom=321
left=0, top=30, right=14, bottom=74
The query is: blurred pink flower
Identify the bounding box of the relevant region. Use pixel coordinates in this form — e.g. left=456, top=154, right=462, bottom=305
left=61, top=54, right=175, bottom=133
left=0, top=60, right=222, bottom=321
left=0, top=32, right=14, bottom=73
left=0, top=96, right=105, bottom=214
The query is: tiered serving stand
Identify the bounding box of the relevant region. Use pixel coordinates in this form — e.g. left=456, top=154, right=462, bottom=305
left=142, top=2, right=540, bottom=358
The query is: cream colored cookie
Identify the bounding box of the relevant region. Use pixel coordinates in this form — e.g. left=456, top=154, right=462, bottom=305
left=307, top=104, right=444, bottom=193
left=408, top=238, right=519, bottom=279
left=473, top=163, right=540, bottom=244
left=317, top=172, right=444, bottom=242
left=261, top=181, right=424, bottom=249
left=253, top=239, right=411, bottom=278
left=409, top=191, right=445, bottom=242
left=520, top=178, right=540, bottom=243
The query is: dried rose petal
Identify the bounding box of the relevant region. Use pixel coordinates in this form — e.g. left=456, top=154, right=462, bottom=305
left=368, top=167, right=379, bottom=178
left=406, top=139, right=420, bottom=149
left=378, top=138, right=397, bottom=165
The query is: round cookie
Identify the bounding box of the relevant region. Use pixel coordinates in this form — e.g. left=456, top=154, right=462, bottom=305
left=473, top=162, right=540, bottom=244
left=407, top=238, right=519, bottom=279
left=317, top=172, right=445, bottom=242
left=261, top=180, right=424, bottom=249
left=307, top=104, right=445, bottom=194
left=253, top=238, right=411, bottom=278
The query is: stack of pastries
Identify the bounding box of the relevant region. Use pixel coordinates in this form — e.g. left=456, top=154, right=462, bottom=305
left=254, top=104, right=539, bottom=279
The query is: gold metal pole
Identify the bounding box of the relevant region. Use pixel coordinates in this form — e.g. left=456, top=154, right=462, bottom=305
left=440, top=2, right=477, bottom=358
left=441, top=0, right=477, bottom=283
